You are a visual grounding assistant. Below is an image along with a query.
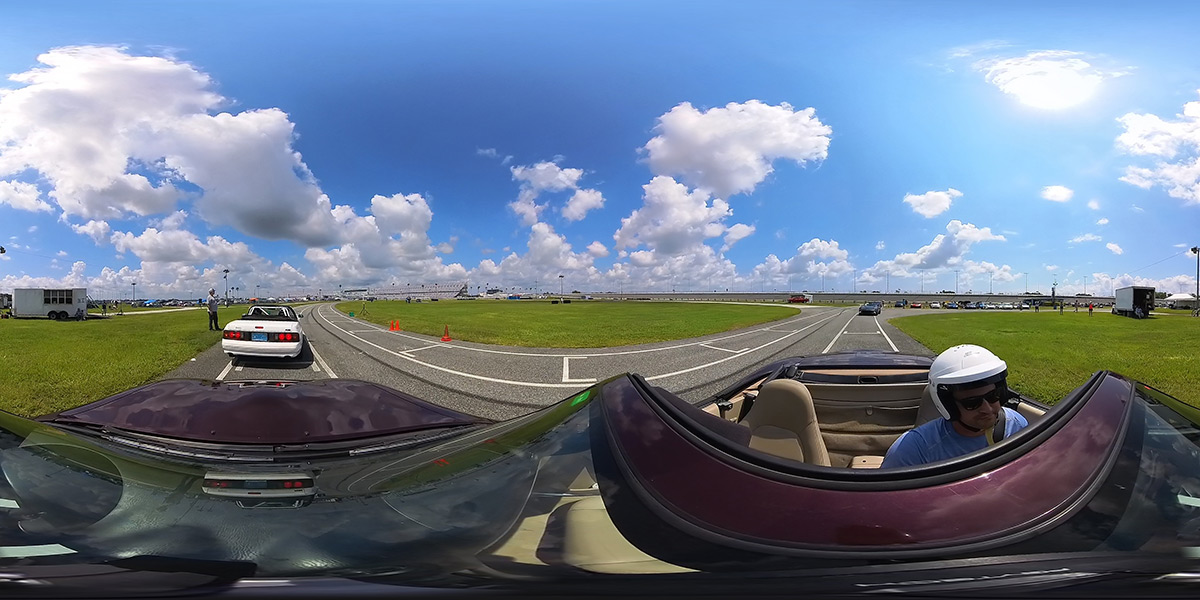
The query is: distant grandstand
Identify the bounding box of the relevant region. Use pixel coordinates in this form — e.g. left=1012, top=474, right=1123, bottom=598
left=369, top=282, right=468, bottom=300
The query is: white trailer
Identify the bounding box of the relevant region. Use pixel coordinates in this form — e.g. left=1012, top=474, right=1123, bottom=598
left=1113, top=285, right=1154, bottom=318
left=12, top=287, right=89, bottom=320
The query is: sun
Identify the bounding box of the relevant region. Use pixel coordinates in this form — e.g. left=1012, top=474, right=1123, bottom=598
left=981, top=52, right=1108, bottom=110
left=1002, top=69, right=1101, bottom=110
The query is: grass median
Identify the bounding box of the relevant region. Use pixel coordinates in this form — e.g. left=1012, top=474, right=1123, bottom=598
left=334, top=299, right=800, bottom=347
left=890, top=310, right=1200, bottom=408
left=0, top=311, right=225, bottom=417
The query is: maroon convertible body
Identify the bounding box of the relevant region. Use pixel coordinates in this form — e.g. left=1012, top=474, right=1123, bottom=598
left=2, top=352, right=1199, bottom=597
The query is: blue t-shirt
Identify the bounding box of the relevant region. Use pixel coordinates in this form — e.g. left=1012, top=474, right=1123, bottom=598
left=881, top=408, right=1028, bottom=468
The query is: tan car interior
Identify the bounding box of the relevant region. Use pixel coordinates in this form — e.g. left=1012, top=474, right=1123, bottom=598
left=703, top=370, right=1047, bottom=468
left=483, top=371, right=1052, bottom=576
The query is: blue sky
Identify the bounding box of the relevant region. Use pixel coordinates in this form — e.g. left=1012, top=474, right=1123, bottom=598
left=2, top=0, right=1199, bottom=300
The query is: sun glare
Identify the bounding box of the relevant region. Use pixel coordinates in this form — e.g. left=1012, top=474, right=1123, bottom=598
left=1004, top=70, right=1101, bottom=110
left=981, top=52, right=1110, bottom=110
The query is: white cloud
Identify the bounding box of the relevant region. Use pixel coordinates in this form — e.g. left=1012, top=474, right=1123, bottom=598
left=476, top=147, right=512, bottom=165
left=903, top=188, right=962, bottom=218
left=299, top=192, right=463, bottom=283
left=0, top=180, right=51, bottom=212
left=0, top=45, right=345, bottom=246
left=27, top=226, right=36, bottom=233
left=1068, top=233, right=1101, bottom=243
left=56, top=250, right=67, bottom=257
left=1045, top=264, right=1059, bottom=272
left=586, top=241, right=609, bottom=257
left=1106, top=242, right=1124, bottom=255
left=641, top=100, right=831, bottom=198
left=614, top=176, right=732, bottom=257
left=111, top=227, right=257, bottom=265
left=1116, top=91, right=1200, bottom=205
left=511, top=161, right=583, bottom=194
left=721, top=223, right=755, bottom=252
left=508, top=161, right=587, bottom=226
left=153, top=210, right=189, bottom=230
left=465, top=223, right=602, bottom=289
left=562, top=188, right=605, bottom=221
left=1097, top=217, right=1109, bottom=225
left=974, top=50, right=1128, bottom=110
left=860, top=220, right=1006, bottom=282
left=1087, top=199, right=1100, bottom=210
left=1040, top=185, right=1074, bottom=202
left=875, top=240, right=885, bottom=250
left=1131, top=205, right=1144, bottom=212
left=775, top=238, right=853, bottom=278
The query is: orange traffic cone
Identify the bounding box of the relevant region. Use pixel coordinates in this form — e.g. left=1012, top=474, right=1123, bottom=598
left=440, top=324, right=452, bottom=342
left=394, top=320, right=402, bottom=331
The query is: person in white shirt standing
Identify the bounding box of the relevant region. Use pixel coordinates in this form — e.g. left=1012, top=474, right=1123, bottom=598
left=207, top=288, right=220, bottom=331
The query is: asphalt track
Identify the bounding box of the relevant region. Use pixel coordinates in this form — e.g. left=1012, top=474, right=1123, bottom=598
left=165, top=303, right=933, bottom=420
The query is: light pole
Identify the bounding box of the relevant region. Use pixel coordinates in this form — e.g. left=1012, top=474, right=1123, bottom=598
left=131, top=281, right=136, bottom=305
left=954, top=270, right=959, bottom=294
left=222, top=269, right=230, bottom=304
left=558, top=274, right=564, bottom=297
left=1192, top=246, right=1199, bottom=315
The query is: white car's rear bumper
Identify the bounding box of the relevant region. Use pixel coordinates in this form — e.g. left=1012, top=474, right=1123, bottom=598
left=222, top=338, right=303, bottom=358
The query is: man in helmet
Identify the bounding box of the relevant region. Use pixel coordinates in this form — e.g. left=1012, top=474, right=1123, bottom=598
left=881, top=344, right=1029, bottom=468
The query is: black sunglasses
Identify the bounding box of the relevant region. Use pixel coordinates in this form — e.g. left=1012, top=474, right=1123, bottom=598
left=955, top=386, right=1009, bottom=411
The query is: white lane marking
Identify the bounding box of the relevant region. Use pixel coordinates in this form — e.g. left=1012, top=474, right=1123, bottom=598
left=646, top=311, right=843, bottom=381
left=700, top=343, right=748, bottom=353
left=317, top=306, right=840, bottom=388
left=234, top=364, right=244, bottom=372
left=326, top=305, right=832, bottom=359
left=821, top=311, right=856, bottom=354
left=875, top=315, right=900, bottom=352
left=562, top=356, right=596, bottom=383
left=1179, top=494, right=1200, bottom=508
left=405, top=344, right=444, bottom=354
left=0, top=544, right=76, bottom=558
left=216, top=360, right=234, bottom=381
left=841, top=332, right=880, bottom=335
left=309, top=343, right=338, bottom=378
left=0, top=498, right=18, bottom=509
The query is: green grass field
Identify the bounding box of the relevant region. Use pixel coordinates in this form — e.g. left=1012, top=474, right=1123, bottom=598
left=890, top=310, right=1200, bottom=408
left=333, top=299, right=800, bottom=347
left=0, top=310, right=224, bottom=417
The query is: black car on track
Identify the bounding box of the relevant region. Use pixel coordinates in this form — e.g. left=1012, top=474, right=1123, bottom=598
left=858, top=301, right=883, bottom=315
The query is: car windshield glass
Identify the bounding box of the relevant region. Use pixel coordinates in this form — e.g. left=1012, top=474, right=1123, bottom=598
left=244, top=307, right=294, bottom=320
left=1086, top=382, right=1200, bottom=552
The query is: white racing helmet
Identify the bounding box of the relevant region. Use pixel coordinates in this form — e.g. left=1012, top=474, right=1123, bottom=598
left=927, top=344, right=1008, bottom=421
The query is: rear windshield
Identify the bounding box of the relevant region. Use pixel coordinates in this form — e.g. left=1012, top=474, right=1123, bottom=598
left=242, top=307, right=295, bottom=320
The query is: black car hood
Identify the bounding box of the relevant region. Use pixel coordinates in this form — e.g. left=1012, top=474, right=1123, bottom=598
left=36, top=379, right=491, bottom=444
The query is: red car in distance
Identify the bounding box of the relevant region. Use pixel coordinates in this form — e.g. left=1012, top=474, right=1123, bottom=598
left=787, top=294, right=809, bottom=303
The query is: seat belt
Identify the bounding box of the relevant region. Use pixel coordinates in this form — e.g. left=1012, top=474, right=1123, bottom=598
left=986, top=408, right=1007, bottom=446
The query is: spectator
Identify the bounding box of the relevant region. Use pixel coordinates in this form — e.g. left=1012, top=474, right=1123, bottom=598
left=207, top=288, right=220, bottom=330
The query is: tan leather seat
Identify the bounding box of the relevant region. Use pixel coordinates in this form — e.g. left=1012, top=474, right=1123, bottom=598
left=914, top=384, right=942, bottom=427
left=740, top=379, right=830, bottom=466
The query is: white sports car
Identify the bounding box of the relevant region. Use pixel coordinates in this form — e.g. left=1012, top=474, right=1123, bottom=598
left=221, top=305, right=305, bottom=358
